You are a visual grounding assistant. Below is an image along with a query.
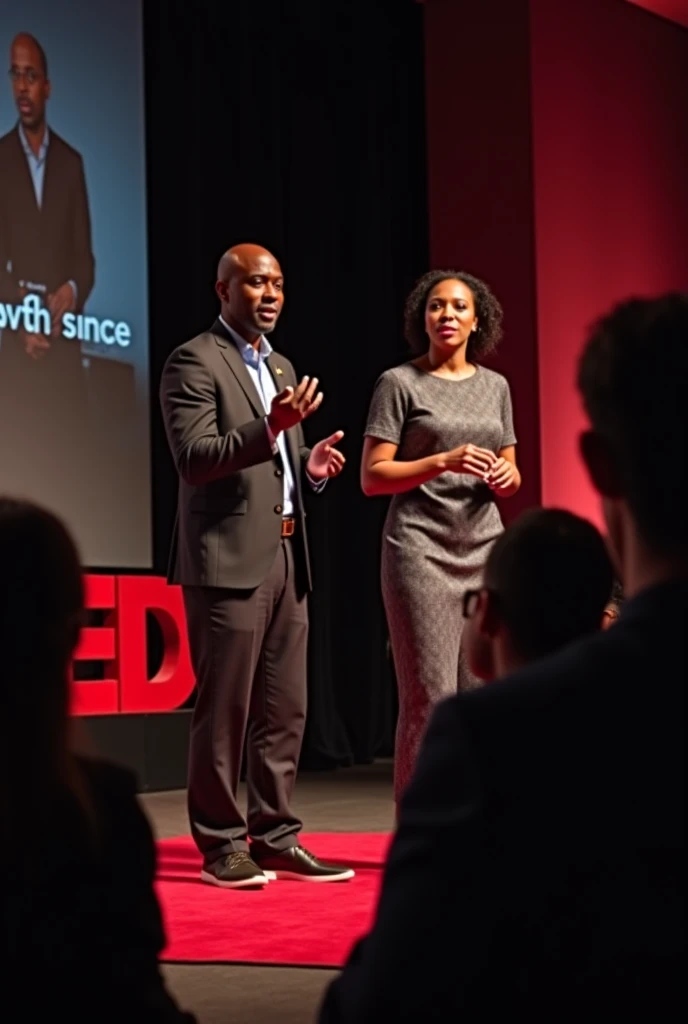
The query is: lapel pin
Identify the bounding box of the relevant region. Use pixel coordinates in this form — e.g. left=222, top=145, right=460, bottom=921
left=275, top=367, right=283, bottom=376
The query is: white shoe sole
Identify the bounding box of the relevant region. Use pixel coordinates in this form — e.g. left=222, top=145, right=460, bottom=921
left=200, top=869, right=269, bottom=889
left=262, top=868, right=355, bottom=882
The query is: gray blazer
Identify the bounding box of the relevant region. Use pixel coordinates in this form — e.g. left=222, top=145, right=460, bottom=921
left=160, top=319, right=312, bottom=590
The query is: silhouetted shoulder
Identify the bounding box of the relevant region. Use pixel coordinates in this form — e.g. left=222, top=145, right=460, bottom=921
left=451, top=583, right=686, bottom=787
left=77, top=754, right=139, bottom=804
left=75, top=756, right=155, bottom=861
left=456, top=627, right=618, bottom=738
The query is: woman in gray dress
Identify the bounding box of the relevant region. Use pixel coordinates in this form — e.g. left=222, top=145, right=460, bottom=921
left=361, top=270, right=521, bottom=803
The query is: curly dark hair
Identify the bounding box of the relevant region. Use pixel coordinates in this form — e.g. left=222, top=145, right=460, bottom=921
left=403, top=269, right=504, bottom=359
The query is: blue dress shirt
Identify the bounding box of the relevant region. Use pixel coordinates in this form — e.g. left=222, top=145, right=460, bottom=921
left=19, top=122, right=49, bottom=208
left=220, top=317, right=325, bottom=514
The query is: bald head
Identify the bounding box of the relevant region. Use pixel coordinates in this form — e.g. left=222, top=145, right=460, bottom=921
left=10, top=33, right=50, bottom=132
left=217, top=244, right=278, bottom=283
left=216, top=244, right=285, bottom=344
left=11, top=33, right=47, bottom=73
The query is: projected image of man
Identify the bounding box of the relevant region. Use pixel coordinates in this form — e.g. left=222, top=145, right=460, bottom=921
left=0, top=32, right=95, bottom=538
left=0, top=31, right=94, bottom=354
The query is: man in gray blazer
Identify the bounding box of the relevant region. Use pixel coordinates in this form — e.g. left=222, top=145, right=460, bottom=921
left=160, top=244, right=353, bottom=888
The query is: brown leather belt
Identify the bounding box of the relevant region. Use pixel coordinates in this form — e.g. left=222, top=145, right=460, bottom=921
left=281, top=517, right=296, bottom=538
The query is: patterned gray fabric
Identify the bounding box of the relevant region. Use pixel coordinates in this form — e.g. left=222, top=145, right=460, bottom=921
left=366, top=362, right=517, bottom=800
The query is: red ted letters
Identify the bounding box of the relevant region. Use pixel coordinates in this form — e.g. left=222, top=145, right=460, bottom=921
left=71, top=576, right=195, bottom=715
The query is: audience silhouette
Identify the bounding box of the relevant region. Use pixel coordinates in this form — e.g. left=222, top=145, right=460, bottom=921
left=461, top=506, right=613, bottom=682
left=319, top=294, right=687, bottom=1023
left=0, top=498, right=195, bottom=1022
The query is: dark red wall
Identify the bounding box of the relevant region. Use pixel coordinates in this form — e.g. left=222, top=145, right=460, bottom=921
left=423, top=0, right=541, bottom=523
left=531, top=0, right=688, bottom=526
left=423, top=0, right=688, bottom=527
left=625, top=0, right=688, bottom=30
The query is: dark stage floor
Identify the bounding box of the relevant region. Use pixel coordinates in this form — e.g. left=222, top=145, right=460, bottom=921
left=141, top=760, right=394, bottom=1023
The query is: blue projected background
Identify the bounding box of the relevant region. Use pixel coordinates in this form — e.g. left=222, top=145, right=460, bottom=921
left=0, top=0, right=150, bottom=567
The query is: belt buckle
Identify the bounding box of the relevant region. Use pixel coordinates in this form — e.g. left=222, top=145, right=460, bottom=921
left=282, top=517, right=296, bottom=538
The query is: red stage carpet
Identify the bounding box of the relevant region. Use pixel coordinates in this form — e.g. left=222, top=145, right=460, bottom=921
left=156, top=832, right=391, bottom=968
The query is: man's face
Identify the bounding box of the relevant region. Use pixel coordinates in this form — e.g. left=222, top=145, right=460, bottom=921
left=222, top=253, right=285, bottom=338
left=10, top=38, right=49, bottom=131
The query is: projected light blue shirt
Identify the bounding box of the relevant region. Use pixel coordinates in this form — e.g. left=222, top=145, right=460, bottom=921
left=19, top=122, right=49, bottom=207
left=18, top=123, right=77, bottom=304
left=220, top=317, right=311, bottom=516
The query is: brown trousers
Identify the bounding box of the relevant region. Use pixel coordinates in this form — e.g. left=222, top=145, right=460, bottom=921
left=182, top=536, right=308, bottom=861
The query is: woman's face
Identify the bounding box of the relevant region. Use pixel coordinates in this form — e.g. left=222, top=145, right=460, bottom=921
left=424, top=278, right=477, bottom=354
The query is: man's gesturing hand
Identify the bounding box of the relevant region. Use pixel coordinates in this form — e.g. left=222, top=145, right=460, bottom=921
left=306, top=431, right=346, bottom=481
left=267, top=376, right=323, bottom=435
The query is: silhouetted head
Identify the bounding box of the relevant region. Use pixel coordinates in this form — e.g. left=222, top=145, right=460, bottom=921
left=463, top=508, right=613, bottom=681
left=10, top=33, right=50, bottom=132
left=578, top=293, right=688, bottom=582
left=216, top=244, right=285, bottom=344
left=404, top=270, right=503, bottom=361
left=0, top=499, right=83, bottom=760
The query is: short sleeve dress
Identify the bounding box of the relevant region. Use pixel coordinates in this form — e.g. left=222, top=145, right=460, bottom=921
left=365, top=362, right=517, bottom=800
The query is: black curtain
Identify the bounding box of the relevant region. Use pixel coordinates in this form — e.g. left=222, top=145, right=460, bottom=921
left=144, top=0, right=428, bottom=766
